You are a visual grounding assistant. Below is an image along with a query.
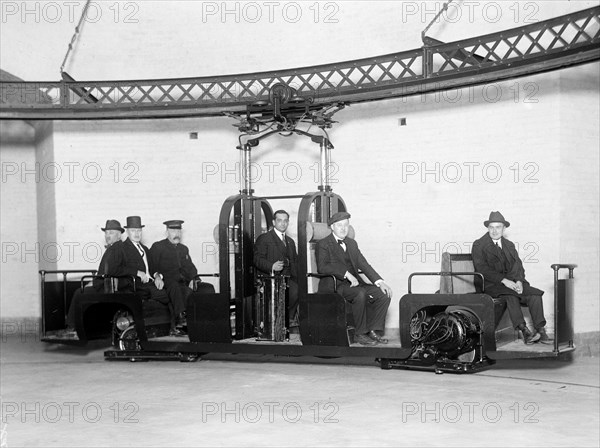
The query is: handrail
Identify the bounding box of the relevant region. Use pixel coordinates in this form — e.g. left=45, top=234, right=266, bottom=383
left=551, top=264, right=577, bottom=352
left=307, top=273, right=338, bottom=293
left=408, top=271, right=485, bottom=294
left=2, top=7, right=598, bottom=120
left=80, top=275, right=137, bottom=292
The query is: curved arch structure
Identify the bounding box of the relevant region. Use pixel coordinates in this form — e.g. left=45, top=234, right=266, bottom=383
left=1, top=7, right=598, bottom=120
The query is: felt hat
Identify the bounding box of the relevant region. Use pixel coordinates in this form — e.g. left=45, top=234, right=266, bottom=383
left=484, top=211, right=510, bottom=228
left=124, top=216, right=145, bottom=228
left=328, top=211, right=351, bottom=226
left=101, top=219, right=124, bottom=232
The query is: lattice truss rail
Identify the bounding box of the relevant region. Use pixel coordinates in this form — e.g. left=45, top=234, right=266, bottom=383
left=1, top=6, right=599, bottom=120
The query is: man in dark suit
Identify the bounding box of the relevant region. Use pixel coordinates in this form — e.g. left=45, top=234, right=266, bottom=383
left=63, top=219, right=128, bottom=337
left=121, top=216, right=176, bottom=333
left=472, top=211, right=550, bottom=344
left=254, top=210, right=299, bottom=327
left=150, top=220, right=198, bottom=333
left=316, top=212, right=392, bottom=346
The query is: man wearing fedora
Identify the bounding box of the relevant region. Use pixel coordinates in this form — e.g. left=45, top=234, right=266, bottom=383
left=62, top=219, right=127, bottom=338
left=121, top=216, right=176, bottom=331
left=316, top=211, right=392, bottom=346
left=472, top=211, right=550, bottom=345
left=150, top=220, right=198, bottom=333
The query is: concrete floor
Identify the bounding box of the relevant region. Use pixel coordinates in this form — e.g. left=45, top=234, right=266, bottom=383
left=1, top=336, right=598, bottom=448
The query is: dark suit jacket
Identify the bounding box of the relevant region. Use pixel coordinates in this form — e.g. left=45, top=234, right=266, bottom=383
left=316, top=233, right=382, bottom=292
left=472, top=232, right=543, bottom=297
left=93, top=240, right=128, bottom=291
left=150, top=239, right=198, bottom=287
left=254, top=229, right=298, bottom=280
left=122, top=238, right=155, bottom=286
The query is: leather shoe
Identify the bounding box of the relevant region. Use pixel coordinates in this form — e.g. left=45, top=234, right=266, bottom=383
left=354, top=334, right=377, bottom=346
left=536, top=327, right=553, bottom=345
left=169, top=327, right=186, bottom=337
left=517, top=324, right=540, bottom=345
left=368, top=330, right=388, bottom=344
left=176, top=312, right=187, bottom=328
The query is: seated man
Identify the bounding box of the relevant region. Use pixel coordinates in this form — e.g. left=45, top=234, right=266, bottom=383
left=121, top=216, right=176, bottom=333
left=316, top=212, right=392, bottom=346
left=150, top=220, right=198, bottom=334
left=253, top=209, right=299, bottom=328
left=62, top=219, right=127, bottom=338
left=472, top=211, right=551, bottom=344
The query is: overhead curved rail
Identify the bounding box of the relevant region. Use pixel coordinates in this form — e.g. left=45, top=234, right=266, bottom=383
left=1, top=6, right=598, bottom=120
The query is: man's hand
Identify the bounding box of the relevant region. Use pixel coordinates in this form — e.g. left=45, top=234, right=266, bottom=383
left=137, top=271, right=150, bottom=283
left=515, top=280, right=523, bottom=294
left=378, top=281, right=393, bottom=298
left=154, top=276, right=164, bottom=290
left=272, top=260, right=284, bottom=272
left=501, top=278, right=520, bottom=292
left=345, top=272, right=359, bottom=287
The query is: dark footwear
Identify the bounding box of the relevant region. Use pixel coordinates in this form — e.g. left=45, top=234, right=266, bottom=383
left=169, top=327, right=186, bottom=337
left=536, top=327, right=553, bottom=345
left=54, top=328, right=79, bottom=340
left=518, top=325, right=540, bottom=345
left=176, top=312, right=187, bottom=328
left=368, top=330, right=388, bottom=344
left=354, top=334, right=377, bottom=346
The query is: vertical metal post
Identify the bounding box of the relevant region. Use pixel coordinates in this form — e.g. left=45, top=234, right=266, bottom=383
left=241, top=144, right=252, bottom=195
left=553, top=265, right=559, bottom=353
left=62, top=272, right=69, bottom=326
left=40, top=271, right=46, bottom=335
left=270, top=277, right=276, bottom=338
left=319, top=138, right=332, bottom=191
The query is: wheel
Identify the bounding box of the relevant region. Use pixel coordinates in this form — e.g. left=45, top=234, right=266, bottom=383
left=119, top=326, right=141, bottom=351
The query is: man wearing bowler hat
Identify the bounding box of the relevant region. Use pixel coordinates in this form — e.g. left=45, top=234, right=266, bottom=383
left=472, top=211, right=551, bottom=344
left=150, top=220, right=198, bottom=333
left=316, top=212, right=392, bottom=346
left=62, top=219, right=127, bottom=338
left=121, top=216, right=177, bottom=333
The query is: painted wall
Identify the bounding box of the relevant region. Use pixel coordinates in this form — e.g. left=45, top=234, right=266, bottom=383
left=2, top=64, right=597, bottom=334
left=0, top=121, right=39, bottom=319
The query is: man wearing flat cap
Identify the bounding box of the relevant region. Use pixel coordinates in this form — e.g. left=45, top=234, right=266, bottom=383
left=62, top=219, right=127, bottom=338
left=472, top=211, right=550, bottom=345
left=150, top=220, right=198, bottom=334
left=316, top=211, right=393, bottom=346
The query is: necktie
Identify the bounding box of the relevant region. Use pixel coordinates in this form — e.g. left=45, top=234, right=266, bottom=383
left=338, top=239, right=346, bottom=251
left=136, top=243, right=149, bottom=275
left=495, top=241, right=509, bottom=271
left=281, top=234, right=286, bottom=246
left=136, top=243, right=145, bottom=257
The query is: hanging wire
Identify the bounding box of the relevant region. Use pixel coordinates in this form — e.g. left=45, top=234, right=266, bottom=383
left=59, top=0, right=92, bottom=75
left=421, top=0, right=455, bottom=42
